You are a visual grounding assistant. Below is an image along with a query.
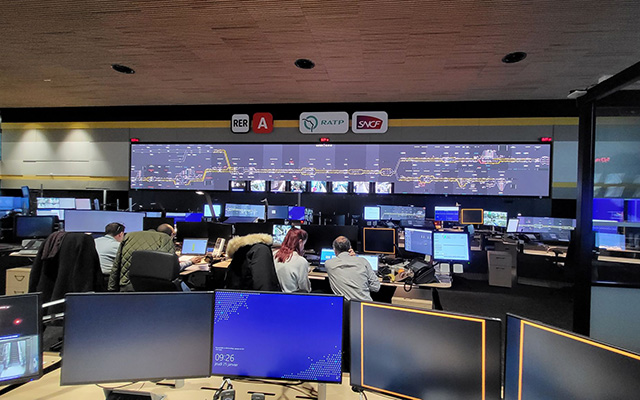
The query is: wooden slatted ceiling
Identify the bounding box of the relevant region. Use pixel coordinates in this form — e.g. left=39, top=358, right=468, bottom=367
left=0, top=0, right=639, bottom=107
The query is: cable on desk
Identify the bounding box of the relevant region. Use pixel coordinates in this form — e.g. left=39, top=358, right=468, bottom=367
left=234, top=378, right=317, bottom=397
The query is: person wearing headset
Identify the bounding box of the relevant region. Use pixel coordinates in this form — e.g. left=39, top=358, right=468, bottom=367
left=94, top=222, right=125, bottom=287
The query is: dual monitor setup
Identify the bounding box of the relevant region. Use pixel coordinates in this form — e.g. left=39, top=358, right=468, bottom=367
left=4, top=291, right=640, bottom=400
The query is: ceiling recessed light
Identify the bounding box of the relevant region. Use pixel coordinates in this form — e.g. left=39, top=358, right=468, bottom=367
left=501, top=52, right=527, bottom=64
left=43, top=79, right=52, bottom=82
left=111, top=64, right=135, bottom=74
left=294, top=59, right=315, bottom=69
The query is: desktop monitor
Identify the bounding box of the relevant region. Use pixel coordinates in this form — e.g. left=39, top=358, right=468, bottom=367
left=145, top=211, right=163, bottom=218
left=0, top=196, right=19, bottom=211
left=270, top=180, right=286, bottom=193
left=181, top=238, right=209, bottom=255
left=14, top=216, right=56, bottom=239
left=36, top=209, right=65, bottom=221
left=61, top=292, right=213, bottom=385
left=379, top=205, right=426, bottom=221
left=310, top=181, right=327, bottom=193
left=433, top=231, right=470, bottom=261
left=182, top=212, right=204, bottom=223
left=375, top=182, right=392, bottom=194
left=267, top=205, right=289, bottom=220
left=332, top=181, right=349, bottom=193
left=358, top=254, right=379, bottom=271
left=36, top=197, right=60, bottom=209
left=434, top=206, right=460, bottom=222
left=165, top=212, right=187, bottom=223
left=58, top=198, right=76, bottom=209
left=362, top=228, right=396, bottom=255
left=504, top=314, right=640, bottom=400
left=354, top=181, right=371, bottom=194
left=272, top=224, right=292, bottom=246
left=592, top=198, right=624, bottom=221
left=230, top=180, right=247, bottom=192
left=288, top=206, right=305, bottom=221
left=176, top=222, right=209, bottom=242
left=224, top=203, right=265, bottom=220
left=233, top=223, right=271, bottom=237
left=483, top=210, right=508, bottom=228
left=211, top=290, right=343, bottom=383
left=290, top=181, right=306, bottom=193
left=363, top=206, right=381, bottom=221
left=595, top=232, right=625, bottom=250
left=143, top=217, right=174, bottom=231
left=506, top=218, right=519, bottom=233
left=250, top=180, right=266, bottom=192
left=74, top=198, right=92, bottom=210
left=304, top=225, right=359, bottom=253
left=21, top=186, right=30, bottom=198
left=627, top=199, right=640, bottom=222
left=460, top=208, right=483, bottom=224
left=65, top=210, right=144, bottom=233
left=203, top=204, right=223, bottom=218
left=350, top=301, right=501, bottom=400
left=319, top=248, right=335, bottom=264
left=208, top=222, right=234, bottom=242
left=404, top=228, right=433, bottom=256
left=0, top=293, right=42, bottom=386
left=304, top=208, right=314, bottom=224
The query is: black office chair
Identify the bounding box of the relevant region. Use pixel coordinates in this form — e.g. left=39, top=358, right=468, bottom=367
left=129, top=250, right=182, bottom=291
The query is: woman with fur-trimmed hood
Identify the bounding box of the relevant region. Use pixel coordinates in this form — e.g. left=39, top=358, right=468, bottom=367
left=225, top=233, right=282, bottom=292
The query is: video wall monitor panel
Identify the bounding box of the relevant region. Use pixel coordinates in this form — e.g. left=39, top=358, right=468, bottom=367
left=203, top=204, right=223, bottom=218
left=504, top=314, right=640, bottom=400
left=592, top=198, right=624, bottom=222
left=267, top=205, right=289, bottom=220
left=434, top=206, right=460, bottom=222
left=353, top=182, right=371, bottom=194
left=404, top=228, right=433, bottom=256
left=290, top=181, right=306, bottom=193
left=36, top=197, right=60, bottom=209
left=211, top=290, right=343, bottom=383
left=332, top=181, right=349, bottom=193
left=272, top=224, right=292, bottom=246
left=506, top=218, right=519, bottom=233
left=310, top=181, right=327, bottom=193
left=62, top=292, right=214, bottom=385
left=483, top=211, right=508, bottom=227
left=460, top=208, right=483, bottom=224
left=351, top=302, right=501, bottom=400
left=516, top=217, right=576, bottom=240
left=0, top=293, right=42, bottom=386
left=363, top=206, right=381, bottom=221
left=626, top=199, right=640, bottom=222
left=75, top=198, right=92, bottom=210
left=65, top=210, right=144, bottom=233
left=270, top=180, right=287, bottom=193
left=250, top=180, right=266, bottom=192
left=433, top=232, right=470, bottom=261
left=224, top=204, right=265, bottom=220
left=230, top=180, right=247, bottom=192
left=379, top=205, right=426, bottom=221
left=14, top=216, right=56, bottom=239
left=131, top=143, right=551, bottom=196
left=362, top=228, right=396, bottom=255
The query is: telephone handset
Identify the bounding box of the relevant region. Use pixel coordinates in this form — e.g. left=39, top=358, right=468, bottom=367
left=212, top=238, right=226, bottom=258
left=412, top=266, right=436, bottom=284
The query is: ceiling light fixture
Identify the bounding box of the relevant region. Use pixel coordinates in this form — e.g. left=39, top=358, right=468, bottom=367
left=111, top=64, right=135, bottom=74
left=294, top=59, right=315, bottom=69
left=501, top=52, right=527, bottom=64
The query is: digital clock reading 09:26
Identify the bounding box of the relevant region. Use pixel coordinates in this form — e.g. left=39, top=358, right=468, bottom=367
left=214, top=353, right=235, bottom=363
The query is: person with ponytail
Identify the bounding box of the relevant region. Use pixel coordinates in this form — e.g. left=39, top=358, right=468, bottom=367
left=273, top=228, right=311, bottom=293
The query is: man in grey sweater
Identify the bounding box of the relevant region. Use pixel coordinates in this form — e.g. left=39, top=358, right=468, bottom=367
left=325, top=236, right=380, bottom=301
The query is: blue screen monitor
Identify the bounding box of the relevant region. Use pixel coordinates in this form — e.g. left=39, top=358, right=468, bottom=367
left=627, top=199, right=640, bottom=222
left=211, top=290, right=343, bottom=383
left=595, top=232, right=626, bottom=250
left=267, top=205, right=289, bottom=220
left=224, top=204, right=265, bottom=220
left=272, top=224, right=292, bottom=246
left=592, top=224, right=619, bottom=234
left=0, top=196, right=19, bottom=211
left=0, top=293, right=42, bottom=386
left=203, top=204, right=223, bottom=218
left=433, top=232, right=470, bottom=261
left=363, top=206, right=381, bottom=221
left=319, top=248, right=335, bottom=264
left=483, top=211, right=508, bottom=227
left=288, top=206, right=305, bottom=221
left=593, top=198, right=624, bottom=221
left=62, top=292, right=213, bottom=385
left=146, top=211, right=163, bottom=218
left=435, top=206, right=459, bottom=222
left=404, top=228, right=433, bottom=256
left=504, top=314, right=640, bottom=400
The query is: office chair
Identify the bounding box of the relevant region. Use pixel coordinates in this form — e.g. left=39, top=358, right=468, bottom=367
left=129, top=250, right=182, bottom=291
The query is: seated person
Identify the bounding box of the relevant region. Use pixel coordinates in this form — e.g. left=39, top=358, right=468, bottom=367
left=225, top=233, right=281, bottom=292
left=156, top=224, right=203, bottom=270
left=325, top=236, right=380, bottom=301
left=94, top=222, right=125, bottom=285
left=273, top=228, right=311, bottom=293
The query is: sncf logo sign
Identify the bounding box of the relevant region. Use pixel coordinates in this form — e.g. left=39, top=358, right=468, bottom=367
left=352, top=111, right=388, bottom=134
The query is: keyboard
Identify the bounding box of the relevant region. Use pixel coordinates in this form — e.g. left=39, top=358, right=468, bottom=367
left=17, top=249, right=38, bottom=256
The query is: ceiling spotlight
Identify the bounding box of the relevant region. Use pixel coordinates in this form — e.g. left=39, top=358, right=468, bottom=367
left=111, top=64, right=135, bottom=74
left=294, top=58, right=315, bottom=69
left=501, top=52, right=527, bottom=64
left=567, top=89, right=588, bottom=99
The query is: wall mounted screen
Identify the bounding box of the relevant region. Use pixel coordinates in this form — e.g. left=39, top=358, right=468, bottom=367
left=0, top=293, right=42, bottom=385
left=211, top=290, right=343, bottom=383
left=65, top=210, right=144, bottom=233
left=379, top=205, right=426, bottom=221
left=61, top=292, right=213, bottom=385
left=350, top=302, right=501, bottom=400
left=504, top=314, right=640, bottom=400
left=130, top=144, right=551, bottom=196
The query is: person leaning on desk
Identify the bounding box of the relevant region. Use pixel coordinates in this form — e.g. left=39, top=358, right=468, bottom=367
left=325, top=236, right=380, bottom=302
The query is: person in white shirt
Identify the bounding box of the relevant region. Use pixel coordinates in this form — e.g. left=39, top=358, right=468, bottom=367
left=273, top=228, right=311, bottom=293
left=325, top=236, right=380, bottom=301
left=94, top=222, right=125, bottom=286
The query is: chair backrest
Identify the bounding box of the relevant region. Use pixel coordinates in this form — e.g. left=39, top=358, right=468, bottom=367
left=129, top=250, right=180, bottom=291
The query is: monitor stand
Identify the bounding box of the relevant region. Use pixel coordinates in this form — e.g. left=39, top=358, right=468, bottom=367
left=104, top=389, right=165, bottom=400
left=318, top=383, right=327, bottom=400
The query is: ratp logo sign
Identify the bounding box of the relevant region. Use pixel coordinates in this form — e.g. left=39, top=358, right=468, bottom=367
left=299, top=112, right=349, bottom=134
left=352, top=111, right=388, bottom=133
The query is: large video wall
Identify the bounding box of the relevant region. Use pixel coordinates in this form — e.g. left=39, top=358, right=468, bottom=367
left=130, top=143, right=551, bottom=196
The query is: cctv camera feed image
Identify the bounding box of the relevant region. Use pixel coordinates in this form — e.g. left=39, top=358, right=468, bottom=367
left=290, top=181, right=306, bottom=193
left=250, top=180, right=266, bottom=192
left=272, top=224, right=292, bottom=246
left=0, top=294, right=41, bottom=385
left=375, top=182, right=392, bottom=194
left=354, top=182, right=370, bottom=194
left=271, top=180, right=286, bottom=193
left=483, top=211, right=508, bottom=227
left=332, top=181, right=349, bottom=193
left=230, top=181, right=247, bottom=192
left=212, top=291, right=343, bottom=383
left=310, top=181, right=327, bottom=193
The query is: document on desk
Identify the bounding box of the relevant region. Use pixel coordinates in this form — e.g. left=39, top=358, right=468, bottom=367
left=182, top=263, right=210, bottom=273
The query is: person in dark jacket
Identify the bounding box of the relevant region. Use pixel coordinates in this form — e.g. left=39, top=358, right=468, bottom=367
left=225, top=233, right=281, bottom=291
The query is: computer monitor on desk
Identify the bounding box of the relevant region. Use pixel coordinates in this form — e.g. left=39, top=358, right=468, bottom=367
left=319, top=248, right=335, bottom=264
left=181, top=238, right=209, bottom=255
left=433, top=231, right=470, bottom=262
left=14, top=216, right=56, bottom=239
left=404, top=228, right=433, bottom=256
left=363, top=228, right=395, bottom=255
